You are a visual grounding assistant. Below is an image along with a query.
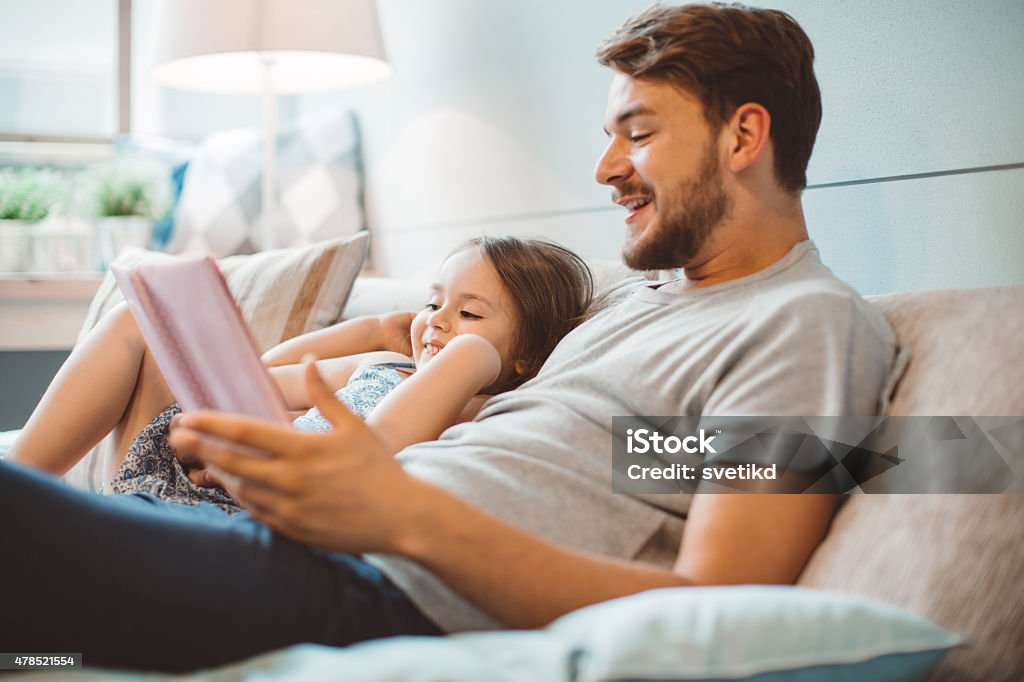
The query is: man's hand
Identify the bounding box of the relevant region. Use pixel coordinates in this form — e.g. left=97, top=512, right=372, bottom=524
left=378, top=311, right=416, bottom=356
left=168, top=360, right=429, bottom=553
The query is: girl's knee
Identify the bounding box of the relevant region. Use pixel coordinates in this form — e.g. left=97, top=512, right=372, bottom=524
left=110, top=301, right=139, bottom=331
left=98, top=302, right=144, bottom=347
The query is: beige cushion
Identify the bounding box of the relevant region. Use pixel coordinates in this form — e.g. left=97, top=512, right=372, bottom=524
left=77, top=232, right=368, bottom=353
left=874, top=286, right=1024, bottom=416
left=66, top=232, right=369, bottom=491
left=800, top=286, right=1024, bottom=682
left=800, top=495, right=1024, bottom=682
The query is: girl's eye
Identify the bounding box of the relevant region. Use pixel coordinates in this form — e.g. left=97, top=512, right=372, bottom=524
left=460, top=311, right=482, bottom=320
left=425, top=303, right=440, bottom=311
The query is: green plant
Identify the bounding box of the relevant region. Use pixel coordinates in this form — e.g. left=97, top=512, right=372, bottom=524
left=0, top=167, right=68, bottom=222
left=80, top=159, right=170, bottom=219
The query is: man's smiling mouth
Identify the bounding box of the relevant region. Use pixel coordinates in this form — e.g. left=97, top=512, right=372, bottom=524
left=620, top=197, right=652, bottom=211
left=618, top=195, right=653, bottom=223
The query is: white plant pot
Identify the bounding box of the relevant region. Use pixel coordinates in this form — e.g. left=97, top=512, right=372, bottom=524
left=32, top=217, right=95, bottom=273
left=97, top=216, right=154, bottom=269
left=0, top=220, right=37, bottom=273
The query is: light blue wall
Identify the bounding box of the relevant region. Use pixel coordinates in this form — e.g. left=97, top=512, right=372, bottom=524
left=297, top=0, right=1023, bottom=294
left=781, top=0, right=1024, bottom=294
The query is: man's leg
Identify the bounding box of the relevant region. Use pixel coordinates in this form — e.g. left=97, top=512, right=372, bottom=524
left=0, top=462, right=440, bottom=673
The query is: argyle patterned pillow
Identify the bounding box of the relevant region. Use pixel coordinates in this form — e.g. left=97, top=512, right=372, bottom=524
left=168, top=110, right=364, bottom=256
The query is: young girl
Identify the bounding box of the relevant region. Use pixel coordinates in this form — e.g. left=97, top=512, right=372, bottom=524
left=9, top=236, right=593, bottom=513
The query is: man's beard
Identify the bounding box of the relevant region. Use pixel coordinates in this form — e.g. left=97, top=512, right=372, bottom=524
left=621, top=142, right=731, bottom=270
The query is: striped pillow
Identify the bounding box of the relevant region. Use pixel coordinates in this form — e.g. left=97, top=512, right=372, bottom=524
left=76, top=231, right=368, bottom=352
left=67, top=231, right=368, bottom=491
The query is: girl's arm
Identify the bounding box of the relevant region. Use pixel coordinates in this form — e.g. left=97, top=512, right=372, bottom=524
left=261, top=311, right=417, bottom=368
left=366, top=334, right=501, bottom=455
left=269, top=351, right=412, bottom=411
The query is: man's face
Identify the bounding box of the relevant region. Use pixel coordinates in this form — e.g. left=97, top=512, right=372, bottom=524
left=596, top=75, right=731, bottom=270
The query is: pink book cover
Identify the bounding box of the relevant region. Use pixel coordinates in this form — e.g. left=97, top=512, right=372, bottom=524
left=111, top=256, right=292, bottom=425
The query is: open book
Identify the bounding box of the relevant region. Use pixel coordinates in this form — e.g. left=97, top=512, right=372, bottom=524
left=111, top=256, right=292, bottom=425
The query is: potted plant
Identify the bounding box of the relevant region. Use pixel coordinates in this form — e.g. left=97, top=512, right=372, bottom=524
left=78, top=159, right=170, bottom=268
left=0, top=168, right=68, bottom=272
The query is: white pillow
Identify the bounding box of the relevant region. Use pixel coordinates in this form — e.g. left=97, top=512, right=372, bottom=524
left=549, top=586, right=960, bottom=681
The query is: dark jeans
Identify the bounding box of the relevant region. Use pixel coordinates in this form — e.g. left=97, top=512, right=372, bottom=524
left=0, top=462, right=441, bottom=673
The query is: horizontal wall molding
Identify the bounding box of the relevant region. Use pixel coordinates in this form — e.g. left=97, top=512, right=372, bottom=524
left=383, top=205, right=616, bottom=234
left=382, top=161, right=1024, bottom=235
left=807, top=162, right=1024, bottom=190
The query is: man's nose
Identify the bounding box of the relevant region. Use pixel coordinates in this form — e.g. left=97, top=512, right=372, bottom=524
left=595, top=139, right=633, bottom=186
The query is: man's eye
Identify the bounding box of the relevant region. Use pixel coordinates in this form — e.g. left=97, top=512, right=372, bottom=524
left=460, top=311, right=482, bottom=320
left=630, top=133, right=651, bottom=144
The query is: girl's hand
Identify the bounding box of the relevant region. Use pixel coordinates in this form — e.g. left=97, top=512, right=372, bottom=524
left=378, top=311, right=417, bottom=356
left=168, top=360, right=429, bottom=554
left=170, top=413, right=227, bottom=489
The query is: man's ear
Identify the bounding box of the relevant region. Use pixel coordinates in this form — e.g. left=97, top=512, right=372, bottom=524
left=724, top=102, right=771, bottom=174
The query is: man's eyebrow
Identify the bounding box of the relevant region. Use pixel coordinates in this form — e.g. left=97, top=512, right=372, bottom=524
left=603, top=103, right=657, bottom=136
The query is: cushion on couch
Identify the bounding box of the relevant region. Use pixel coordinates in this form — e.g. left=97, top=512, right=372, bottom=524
left=874, top=287, right=1024, bottom=417
left=550, top=586, right=959, bottom=682
left=77, top=232, right=369, bottom=354
left=799, top=285, right=1024, bottom=682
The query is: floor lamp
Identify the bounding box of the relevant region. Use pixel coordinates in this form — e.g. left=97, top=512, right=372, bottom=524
left=149, top=0, right=391, bottom=251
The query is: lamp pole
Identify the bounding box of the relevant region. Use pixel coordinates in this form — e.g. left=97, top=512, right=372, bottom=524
left=260, top=54, right=276, bottom=251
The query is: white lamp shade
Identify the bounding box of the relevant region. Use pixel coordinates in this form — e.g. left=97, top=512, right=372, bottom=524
left=149, top=0, right=391, bottom=94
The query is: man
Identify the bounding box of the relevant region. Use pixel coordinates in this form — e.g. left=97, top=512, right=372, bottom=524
left=0, top=2, right=895, bottom=671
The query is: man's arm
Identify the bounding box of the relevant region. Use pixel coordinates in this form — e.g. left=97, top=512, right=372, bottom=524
left=170, top=361, right=838, bottom=629
left=393, top=482, right=837, bottom=627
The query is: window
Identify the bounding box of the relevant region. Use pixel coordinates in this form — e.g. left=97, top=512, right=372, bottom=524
left=0, top=0, right=267, bottom=156
left=0, top=0, right=125, bottom=143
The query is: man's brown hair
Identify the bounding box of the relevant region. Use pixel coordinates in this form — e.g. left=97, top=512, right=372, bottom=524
left=596, top=2, right=822, bottom=193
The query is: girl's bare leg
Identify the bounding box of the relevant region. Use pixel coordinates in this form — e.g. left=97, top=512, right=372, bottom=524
left=7, top=303, right=175, bottom=481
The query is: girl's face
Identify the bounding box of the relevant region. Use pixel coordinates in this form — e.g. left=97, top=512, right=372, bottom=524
left=410, top=248, right=520, bottom=387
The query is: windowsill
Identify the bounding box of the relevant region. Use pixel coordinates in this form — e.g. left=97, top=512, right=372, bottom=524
left=0, top=274, right=103, bottom=350
left=0, top=272, right=103, bottom=295
left=0, top=140, right=114, bottom=167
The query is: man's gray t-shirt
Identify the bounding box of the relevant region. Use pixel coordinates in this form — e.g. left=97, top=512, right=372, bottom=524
left=366, top=240, right=897, bottom=632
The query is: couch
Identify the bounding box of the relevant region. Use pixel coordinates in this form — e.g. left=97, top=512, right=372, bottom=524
left=797, top=286, right=1024, bottom=681
left=10, top=271, right=1023, bottom=681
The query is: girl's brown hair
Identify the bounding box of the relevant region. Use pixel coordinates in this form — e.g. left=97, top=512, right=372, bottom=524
left=455, top=236, right=593, bottom=393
